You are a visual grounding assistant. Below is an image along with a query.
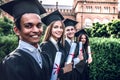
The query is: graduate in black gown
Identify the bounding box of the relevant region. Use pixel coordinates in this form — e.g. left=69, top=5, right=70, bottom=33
left=0, top=62, right=2, bottom=80
left=64, top=18, right=87, bottom=80
left=75, top=29, right=93, bottom=80
left=0, top=0, right=50, bottom=80
left=40, top=10, right=73, bottom=80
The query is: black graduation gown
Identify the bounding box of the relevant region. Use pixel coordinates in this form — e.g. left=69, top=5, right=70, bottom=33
left=1, top=49, right=50, bottom=80
left=0, top=61, right=2, bottom=80
left=80, top=47, right=89, bottom=80
left=64, top=40, right=87, bottom=80
left=40, top=40, right=72, bottom=80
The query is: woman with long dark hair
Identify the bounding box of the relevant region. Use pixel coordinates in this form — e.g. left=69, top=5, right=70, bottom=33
left=75, top=29, right=93, bottom=80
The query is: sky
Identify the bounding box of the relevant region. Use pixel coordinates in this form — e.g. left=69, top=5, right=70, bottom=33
left=40, top=0, right=120, bottom=10
left=40, top=0, right=74, bottom=6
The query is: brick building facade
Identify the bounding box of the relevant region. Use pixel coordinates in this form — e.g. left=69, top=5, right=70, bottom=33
left=73, top=0, right=119, bottom=30
left=43, top=0, right=119, bottom=30
left=0, top=0, right=119, bottom=30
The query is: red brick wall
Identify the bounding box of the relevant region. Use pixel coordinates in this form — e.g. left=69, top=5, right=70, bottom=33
left=73, top=0, right=119, bottom=30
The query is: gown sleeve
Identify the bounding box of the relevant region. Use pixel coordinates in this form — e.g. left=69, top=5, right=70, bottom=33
left=1, top=54, right=31, bottom=80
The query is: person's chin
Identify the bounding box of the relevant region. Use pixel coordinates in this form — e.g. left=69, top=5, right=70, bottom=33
left=32, top=39, right=40, bottom=43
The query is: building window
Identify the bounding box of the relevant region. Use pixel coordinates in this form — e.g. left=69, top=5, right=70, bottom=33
left=113, top=7, right=115, bottom=13
left=102, top=18, right=109, bottom=24
left=94, top=18, right=100, bottom=23
left=85, top=18, right=92, bottom=27
left=95, top=6, right=101, bottom=13
left=86, top=6, right=92, bottom=12
left=104, top=7, right=110, bottom=13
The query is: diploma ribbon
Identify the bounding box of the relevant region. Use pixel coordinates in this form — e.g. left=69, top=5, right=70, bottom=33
left=79, top=48, right=82, bottom=54
left=70, top=53, right=74, bottom=58
left=66, top=42, right=77, bottom=64
left=53, top=63, right=60, bottom=74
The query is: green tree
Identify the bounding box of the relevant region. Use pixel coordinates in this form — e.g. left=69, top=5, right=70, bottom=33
left=97, top=24, right=109, bottom=37
left=91, top=22, right=103, bottom=37
left=107, top=20, right=120, bottom=38
left=89, top=19, right=120, bottom=38
left=0, top=16, right=14, bottom=36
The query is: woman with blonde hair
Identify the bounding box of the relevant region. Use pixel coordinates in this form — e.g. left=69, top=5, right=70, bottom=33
left=40, top=10, right=73, bottom=80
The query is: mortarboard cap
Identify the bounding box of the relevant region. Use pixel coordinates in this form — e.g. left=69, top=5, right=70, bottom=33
left=75, top=29, right=87, bottom=37
left=64, top=18, right=78, bottom=27
left=0, top=0, right=46, bottom=20
left=41, top=10, right=64, bottom=26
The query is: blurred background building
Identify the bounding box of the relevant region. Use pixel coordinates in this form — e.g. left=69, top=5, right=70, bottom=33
left=0, top=0, right=119, bottom=30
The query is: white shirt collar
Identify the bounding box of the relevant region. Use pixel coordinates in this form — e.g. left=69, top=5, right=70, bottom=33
left=65, top=37, right=74, bottom=45
left=17, top=40, right=39, bottom=53
left=50, top=37, right=58, bottom=46
left=49, top=37, right=59, bottom=51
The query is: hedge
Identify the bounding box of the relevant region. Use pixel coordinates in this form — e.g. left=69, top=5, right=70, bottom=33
left=0, top=36, right=120, bottom=80
left=89, top=38, right=120, bottom=80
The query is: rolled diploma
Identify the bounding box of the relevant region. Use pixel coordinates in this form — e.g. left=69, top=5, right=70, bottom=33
left=51, top=52, right=62, bottom=80
left=66, top=42, right=77, bottom=64
left=79, top=42, right=82, bottom=55
left=88, top=46, right=91, bottom=58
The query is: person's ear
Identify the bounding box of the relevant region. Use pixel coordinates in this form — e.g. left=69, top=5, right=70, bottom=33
left=13, top=26, right=20, bottom=36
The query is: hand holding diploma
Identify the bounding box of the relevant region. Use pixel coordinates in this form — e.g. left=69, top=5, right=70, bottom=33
left=62, top=63, right=73, bottom=73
